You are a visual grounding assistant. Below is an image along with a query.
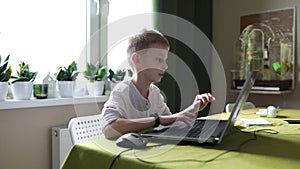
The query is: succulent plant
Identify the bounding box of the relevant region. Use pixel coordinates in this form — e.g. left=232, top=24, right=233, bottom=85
left=108, top=69, right=132, bottom=82
left=0, top=54, right=12, bottom=82
left=55, top=61, right=79, bottom=81
left=83, top=63, right=107, bottom=83
left=11, top=61, right=37, bottom=84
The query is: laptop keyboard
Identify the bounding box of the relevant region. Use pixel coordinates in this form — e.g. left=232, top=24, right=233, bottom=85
left=186, top=120, right=206, bottom=137
left=189, top=120, right=227, bottom=138
left=148, top=119, right=226, bottom=139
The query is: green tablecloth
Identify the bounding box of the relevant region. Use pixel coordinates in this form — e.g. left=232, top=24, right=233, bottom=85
left=61, top=109, right=300, bottom=169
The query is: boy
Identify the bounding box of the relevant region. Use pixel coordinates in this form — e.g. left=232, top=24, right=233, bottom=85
left=101, top=29, right=215, bottom=139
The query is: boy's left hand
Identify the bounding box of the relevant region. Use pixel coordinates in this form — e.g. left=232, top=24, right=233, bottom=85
left=192, top=93, right=215, bottom=112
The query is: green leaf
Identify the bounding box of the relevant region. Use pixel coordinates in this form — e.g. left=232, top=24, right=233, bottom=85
left=56, top=61, right=78, bottom=81
left=0, top=55, right=12, bottom=82
left=108, top=69, right=115, bottom=82
left=0, top=55, right=9, bottom=73
left=127, top=69, right=133, bottom=77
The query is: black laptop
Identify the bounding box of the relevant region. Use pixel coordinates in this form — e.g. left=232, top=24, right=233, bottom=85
left=142, top=71, right=257, bottom=145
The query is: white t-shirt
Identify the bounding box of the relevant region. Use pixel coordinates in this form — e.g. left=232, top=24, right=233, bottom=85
left=101, top=80, right=170, bottom=132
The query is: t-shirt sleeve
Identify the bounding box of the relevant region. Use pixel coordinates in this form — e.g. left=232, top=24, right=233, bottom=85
left=101, top=90, right=126, bottom=132
left=158, top=94, right=171, bottom=115
left=152, top=85, right=172, bottom=115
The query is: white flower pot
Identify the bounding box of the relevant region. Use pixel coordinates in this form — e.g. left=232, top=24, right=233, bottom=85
left=110, top=81, right=121, bottom=91
left=0, top=82, right=8, bottom=101
left=11, top=81, right=33, bottom=100
left=92, top=81, right=105, bottom=96
left=58, top=81, right=75, bottom=97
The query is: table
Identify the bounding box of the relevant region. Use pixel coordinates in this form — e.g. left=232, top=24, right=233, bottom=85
left=61, top=108, right=300, bottom=169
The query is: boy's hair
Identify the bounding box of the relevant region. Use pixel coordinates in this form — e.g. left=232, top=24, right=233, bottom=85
left=127, top=29, right=169, bottom=70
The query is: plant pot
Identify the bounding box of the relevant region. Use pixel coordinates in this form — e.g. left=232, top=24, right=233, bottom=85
left=58, top=81, right=75, bottom=97
left=11, top=81, right=33, bottom=100
left=92, top=81, right=105, bottom=96
left=0, top=82, right=8, bottom=101
left=110, top=80, right=121, bottom=91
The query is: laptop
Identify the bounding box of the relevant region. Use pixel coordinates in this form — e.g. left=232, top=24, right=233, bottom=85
left=142, top=71, right=257, bottom=145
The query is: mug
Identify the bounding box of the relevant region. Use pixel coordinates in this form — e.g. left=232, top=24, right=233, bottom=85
left=267, top=106, right=277, bottom=118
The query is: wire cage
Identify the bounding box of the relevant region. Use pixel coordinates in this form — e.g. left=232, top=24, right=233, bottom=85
left=232, top=23, right=293, bottom=91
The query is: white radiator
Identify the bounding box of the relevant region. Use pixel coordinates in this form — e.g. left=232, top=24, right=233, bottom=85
left=52, top=126, right=73, bottom=169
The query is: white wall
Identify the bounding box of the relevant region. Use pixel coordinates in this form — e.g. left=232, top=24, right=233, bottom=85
left=213, top=0, right=300, bottom=108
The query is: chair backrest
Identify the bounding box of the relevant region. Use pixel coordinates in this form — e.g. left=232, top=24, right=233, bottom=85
left=68, top=114, right=102, bottom=144
left=225, top=102, right=256, bottom=113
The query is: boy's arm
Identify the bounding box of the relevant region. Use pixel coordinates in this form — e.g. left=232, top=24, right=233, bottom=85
left=163, top=93, right=215, bottom=126
left=182, top=93, right=215, bottom=114
left=104, top=112, right=197, bottom=139
left=104, top=114, right=180, bottom=139
left=103, top=93, right=215, bottom=139
left=103, top=117, right=158, bottom=139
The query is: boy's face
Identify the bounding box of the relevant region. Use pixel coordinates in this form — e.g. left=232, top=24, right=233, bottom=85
left=136, top=44, right=169, bottom=82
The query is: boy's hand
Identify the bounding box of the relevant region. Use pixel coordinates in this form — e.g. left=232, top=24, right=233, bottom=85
left=192, top=93, right=215, bottom=113
left=159, top=93, right=215, bottom=126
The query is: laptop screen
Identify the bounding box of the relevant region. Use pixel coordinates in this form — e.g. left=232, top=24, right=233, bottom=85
left=231, top=71, right=257, bottom=123
left=218, top=71, right=257, bottom=142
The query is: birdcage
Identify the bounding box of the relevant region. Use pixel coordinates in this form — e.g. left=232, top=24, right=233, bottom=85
left=232, top=23, right=293, bottom=91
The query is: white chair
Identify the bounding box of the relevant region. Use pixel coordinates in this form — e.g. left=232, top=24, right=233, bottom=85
left=225, top=102, right=256, bottom=113
left=68, top=114, right=103, bottom=144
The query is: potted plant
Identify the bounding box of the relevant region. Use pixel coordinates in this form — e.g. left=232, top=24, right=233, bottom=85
left=108, top=69, right=132, bottom=90
left=83, top=63, right=106, bottom=96
left=0, top=54, right=12, bottom=101
left=55, top=61, right=79, bottom=97
left=10, top=61, right=37, bottom=100
left=108, top=69, right=124, bottom=82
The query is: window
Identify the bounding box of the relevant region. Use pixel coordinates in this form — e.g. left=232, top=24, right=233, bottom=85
left=0, top=0, right=86, bottom=83
left=107, top=0, right=153, bottom=71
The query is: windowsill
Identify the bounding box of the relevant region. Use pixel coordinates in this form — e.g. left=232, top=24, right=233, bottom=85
left=0, top=95, right=109, bottom=110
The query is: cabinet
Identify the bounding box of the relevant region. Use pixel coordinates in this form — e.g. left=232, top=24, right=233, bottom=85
left=230, top=89, right=291, bottom=107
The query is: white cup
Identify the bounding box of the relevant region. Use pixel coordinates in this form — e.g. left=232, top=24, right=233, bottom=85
left=267, top=106, right=277, bottom=118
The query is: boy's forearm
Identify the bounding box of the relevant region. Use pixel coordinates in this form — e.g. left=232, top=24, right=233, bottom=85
left=181, top=104, right=198, bottom=114
left=104, top=117, right=156, bottom=139
left=159, top=115, right=176, bottom=125
left=104, top=115, right=177, bottom=139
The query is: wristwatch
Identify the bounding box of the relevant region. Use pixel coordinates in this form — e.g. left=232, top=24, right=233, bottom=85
left=150, top=113, right=160, bottom=127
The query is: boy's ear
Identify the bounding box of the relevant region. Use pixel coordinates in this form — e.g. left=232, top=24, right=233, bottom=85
left=131, top=52, right=140, bottom=66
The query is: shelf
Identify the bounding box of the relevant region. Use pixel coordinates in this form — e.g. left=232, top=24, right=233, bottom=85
left=229, top=89, right=292, bottom=95
left=0, top=95, right=109, bottom=110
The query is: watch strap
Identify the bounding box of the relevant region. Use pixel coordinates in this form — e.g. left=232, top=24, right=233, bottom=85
left=150, top=113, right=160, bottom=127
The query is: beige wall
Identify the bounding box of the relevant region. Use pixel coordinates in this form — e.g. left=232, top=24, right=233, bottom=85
left=0, top=103, right=104, bottom=169
left=213, top=0, right=300, bottom=108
